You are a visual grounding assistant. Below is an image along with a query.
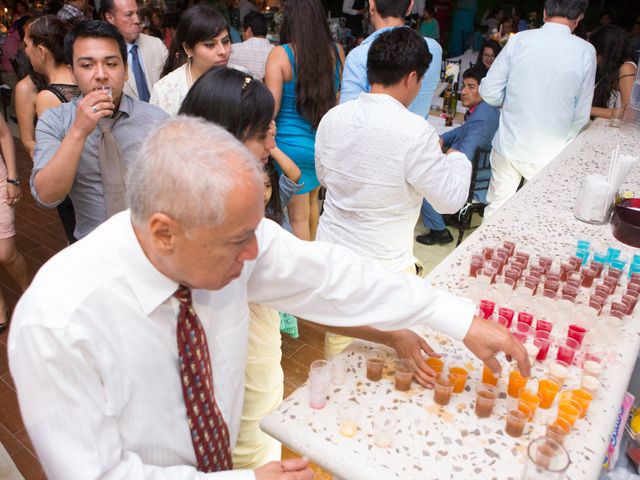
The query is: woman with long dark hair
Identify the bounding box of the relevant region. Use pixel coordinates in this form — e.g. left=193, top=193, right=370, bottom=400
left=150, top=5, right=231, bottom=115
left=590, top=25, right=637, bottom=119
left=24, top=16, right=80, bottom=115
left=264, top=0, right=344, bottom=241
left=474, top=39, right=501, bottom=77
left=23, top=15, right=79, bottom=244
left=180, top=67, right=302, bottom=470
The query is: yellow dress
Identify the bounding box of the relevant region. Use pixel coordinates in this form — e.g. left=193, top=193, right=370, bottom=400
left=232, top=303, right=284, bottom=469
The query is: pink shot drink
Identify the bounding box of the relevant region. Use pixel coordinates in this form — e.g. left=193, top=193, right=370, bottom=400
left=534, top=331, right=552, bottom=361
left=556, top=338, right=579, bottom=365
left=479, top=299, right=496, bottom=320
left=499, top=307, right=515, bottom=328
left=518, top=311, right=534, bottom=327
left=567, top=324, right=588, bottom=347
left=536, top=319, right=553, bottom=333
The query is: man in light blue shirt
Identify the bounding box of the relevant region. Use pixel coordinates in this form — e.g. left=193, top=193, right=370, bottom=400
left=340, top=0, right=442, bottom=118
left=479, top=0, right=596, bottom=218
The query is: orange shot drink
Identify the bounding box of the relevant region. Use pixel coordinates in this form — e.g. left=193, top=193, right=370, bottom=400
left=557, top=399, right=581, bottom=426
left=537, top=378, right=561, bottom=409
left=450, top=366, right=468, bottom=394
left=482, top=364, right=499, bottom=386
left=508, top=368, right=529, bottom=398
left=572, top=389, right=593, bottom=418
left=519, top=389, right=542, bottom=420
left=426, top=357, right=444, bottom=374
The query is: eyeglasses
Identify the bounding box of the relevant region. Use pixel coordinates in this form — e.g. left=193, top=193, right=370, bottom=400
left=482, top=54, right=496, bottom=59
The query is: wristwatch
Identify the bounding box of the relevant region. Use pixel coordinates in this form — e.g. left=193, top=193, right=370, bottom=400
left=6, top=178, right=19, bottom=186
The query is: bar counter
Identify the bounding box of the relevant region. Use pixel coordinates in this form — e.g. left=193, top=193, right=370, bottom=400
left=261, top=119, right=640, bottom=479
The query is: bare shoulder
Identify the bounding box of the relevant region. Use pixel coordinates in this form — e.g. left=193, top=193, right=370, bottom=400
left=620, top=62, right=638, bottom=76
left=268, top=45, right=289, bottom=64
left=15, top=76, right=37, bottom=97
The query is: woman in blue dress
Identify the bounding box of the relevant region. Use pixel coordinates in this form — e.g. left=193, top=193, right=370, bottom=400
left=265, top=0, right=344, bottom=240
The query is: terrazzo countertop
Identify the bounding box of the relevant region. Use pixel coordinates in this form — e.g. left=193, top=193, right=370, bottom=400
left=261, top=119, right=640, bottom=479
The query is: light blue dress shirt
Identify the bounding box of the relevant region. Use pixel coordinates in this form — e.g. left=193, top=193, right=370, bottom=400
left=340, top=26, right=443, bottom=118
left=479, top=22, right=596, bottom=166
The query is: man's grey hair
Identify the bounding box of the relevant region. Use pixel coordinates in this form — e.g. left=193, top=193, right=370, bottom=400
left=127, top=116, right=263, bottom=229
left=544, top=0, right=588, bottom=20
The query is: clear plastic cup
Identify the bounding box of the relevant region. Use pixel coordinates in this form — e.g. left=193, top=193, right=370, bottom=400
left=372, top=410, right=397, bottom=448
left=308, top=360, right=332, bottom=409
left=337, top=400, right=361, bottom=437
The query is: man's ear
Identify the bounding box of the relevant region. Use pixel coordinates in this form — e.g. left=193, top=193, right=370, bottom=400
left=148, top=212, right=181, bottom=256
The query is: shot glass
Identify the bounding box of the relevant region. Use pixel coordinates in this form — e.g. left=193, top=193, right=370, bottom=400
left=537, top=377, right=561, bottom=409
left=546, top=417, right=571, bottom=445
left=513, top=321, right=532, bottom=344
left=366, top=349, right=387, bottom=381
left=393, top=359, right=414, bottom=392
left=434, top=372, right=454, bottom=406
left=567, top=323, right=588, bottom=348
left=557, top=398, right=582, bottom=426
left=547, top=360, right=570, bottom=386
left=337, top=400, right=361, bottom=437
left=505, top=400, right=531, bottom=438
left=425, top=356, right=444, bottom=374
left=308, top=359, right=332, bottom=409
left=581, top=267, right=596, bottom=288
left=469, top=255, right=484, bottom=277
left=330, top=357, right=347, bottom=386
left=580, top=374, right=600, bottom=396
left=609, top=106, right=624, bottom=127
left=475, top=383, right=497, bottom=418
left=449, top=366, right=468, bottom=394
left=508, top=366, right=529, bottom=398
left=479, top=299, right=496, bottom=319
left=534, top=330, right=552, bottom=362
left=556, top=338, right=579, bottom=365
left=572, top=388, right=593, bottom=418
left=372, top=411, right=396, bottom=448
left=523, top=437, right=570, bottom=477
left=94, top=85, right=113, bottom=98
left=482, top=363, right=499, bottom=386
left=499, top=307, right=515, bottom=327
left=518, top=311, right=535, bottom=327
left=519, top=388, right=542, bottom=420
left=582, top=349, right=604, bottom=378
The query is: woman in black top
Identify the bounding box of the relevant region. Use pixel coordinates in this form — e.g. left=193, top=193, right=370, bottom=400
left=24, top=15, right=80, bottom=243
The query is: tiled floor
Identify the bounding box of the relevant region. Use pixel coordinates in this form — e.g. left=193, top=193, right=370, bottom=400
left=0, top=137, right=465, bottom=479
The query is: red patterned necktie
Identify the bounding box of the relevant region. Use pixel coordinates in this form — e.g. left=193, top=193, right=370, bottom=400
left=175, top=285, right=233, bottom=472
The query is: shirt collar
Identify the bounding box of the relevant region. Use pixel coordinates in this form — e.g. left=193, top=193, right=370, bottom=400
left=115, top=211, right=179, bottom=316
left=541, top=22, right=572, bottom=34
left=361, top=26, right=397, bottom=45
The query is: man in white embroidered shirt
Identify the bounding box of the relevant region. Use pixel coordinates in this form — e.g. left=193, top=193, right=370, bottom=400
left=479, top=0, right=596, bottom=218
left=9, top=117, right=528, bottom=479
left=316, top=28, right=474, bottom=356
left=229, top=12, right=274, bottom=80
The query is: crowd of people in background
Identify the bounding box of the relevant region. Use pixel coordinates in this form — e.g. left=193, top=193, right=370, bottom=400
left=0, top=0, right=636, bottom=477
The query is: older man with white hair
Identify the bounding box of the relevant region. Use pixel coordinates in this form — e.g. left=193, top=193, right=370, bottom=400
left=10, top=117, right=528, bottom=479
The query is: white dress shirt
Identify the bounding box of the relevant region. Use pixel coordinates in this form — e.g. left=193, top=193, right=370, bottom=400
left=9, top=210, right=474, bottom=479
left=479, top=22, right=596, bottom=166
left=229, top=38, right=275, bottom=80
left=316, top=93, right=472, bottom=272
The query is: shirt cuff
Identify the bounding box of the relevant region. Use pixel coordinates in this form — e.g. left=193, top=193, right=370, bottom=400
left=30, top=171, right=64, bottom=209
left=424, top=287, right=475, bottom=341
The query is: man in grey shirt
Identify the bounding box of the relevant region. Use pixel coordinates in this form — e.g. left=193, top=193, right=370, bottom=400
left=32, top=20, right=167, bottom=239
